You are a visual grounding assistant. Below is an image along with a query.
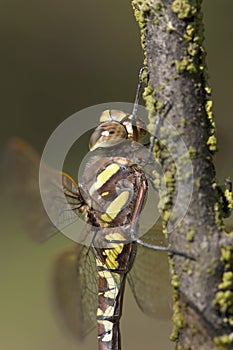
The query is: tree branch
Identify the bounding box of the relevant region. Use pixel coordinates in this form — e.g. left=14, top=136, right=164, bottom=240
left=132, top=1, right=233, bottom=349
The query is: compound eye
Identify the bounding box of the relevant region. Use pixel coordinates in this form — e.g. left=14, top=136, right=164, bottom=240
left=89, top=121, right=127, bottom=151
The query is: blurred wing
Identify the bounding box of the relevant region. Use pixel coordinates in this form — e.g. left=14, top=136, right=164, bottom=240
left=128, top=219, right=172, bottom=319
left=225, top=224, right=233, bottom=233
left=3, top=138, right=82, bottom=242
left=53, top=243, right=98, bottom=340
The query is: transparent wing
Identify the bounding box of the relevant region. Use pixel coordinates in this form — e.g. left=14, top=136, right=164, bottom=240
left=3, top=138, right=82, bottom=242
left=53, top=243, right=98, bottom=340
left=127, top=219, right=172, bottom=319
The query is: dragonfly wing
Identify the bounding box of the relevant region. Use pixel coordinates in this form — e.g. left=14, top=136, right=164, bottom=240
left=53, top=243, right=98, bottom=340
left=3, top=138, right=82, bottom=242
left=225, top=224, right=233, bottom=233
left=127, top=220, right=172, bottom=319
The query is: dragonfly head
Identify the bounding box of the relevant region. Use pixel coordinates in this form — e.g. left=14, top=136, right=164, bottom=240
left=89, top=109, right=147, bottom=151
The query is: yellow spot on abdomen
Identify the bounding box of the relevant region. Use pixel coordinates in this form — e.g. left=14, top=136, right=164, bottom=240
left=97, top=305, right=114, bottom=317
left=97, top=320, right=114, bottom=342
left=103, top=244, right=124, bottom=269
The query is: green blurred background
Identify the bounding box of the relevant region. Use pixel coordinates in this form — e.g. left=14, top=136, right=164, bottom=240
left=1, top=1, right=233, bottom=349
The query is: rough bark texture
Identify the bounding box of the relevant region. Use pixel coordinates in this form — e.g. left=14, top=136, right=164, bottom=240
left=132, top=1, right=233, bottom=349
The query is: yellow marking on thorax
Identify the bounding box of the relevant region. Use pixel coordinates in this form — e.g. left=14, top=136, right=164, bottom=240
left=101, top=190, right=130, bottom=222
left=101, top=191, right=109, bottom=196
left=89, top=163, right=120, bottom=196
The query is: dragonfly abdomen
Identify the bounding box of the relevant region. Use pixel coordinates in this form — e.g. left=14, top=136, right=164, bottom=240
left=96, top=243, right=136, bottom=350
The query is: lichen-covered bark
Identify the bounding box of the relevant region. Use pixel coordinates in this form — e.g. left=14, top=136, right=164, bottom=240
left=132, top=0, right=233, bottom=349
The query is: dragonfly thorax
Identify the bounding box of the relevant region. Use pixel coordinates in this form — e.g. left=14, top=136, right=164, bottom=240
left=79, top=156, right=148, bottom=245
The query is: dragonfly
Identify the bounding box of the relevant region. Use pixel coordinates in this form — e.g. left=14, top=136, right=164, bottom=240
left=5, top=69, right=181, bottom=350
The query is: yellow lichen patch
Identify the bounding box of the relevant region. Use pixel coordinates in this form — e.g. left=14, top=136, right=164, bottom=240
left=214, top=332, right=233, bottom=350
left=225, top=188, right=233, bottom=212
left=171, top=274, right=180, bottom=289
left=186, top=23, right=195, bottom=37
left=170, top=300, right=185, bottom=341
left=207, top=135, right=217, bottom=153
left=214, top=237, right=233, bottom=339
left=186, top=229, right=195, bottom=242
left=205, top=99, right=216, bottom=134
left=205, top=86, right=212, bottom=95
left=171, top=0, right=197, bottom=19
left=188, top=146, right=197, bottom=159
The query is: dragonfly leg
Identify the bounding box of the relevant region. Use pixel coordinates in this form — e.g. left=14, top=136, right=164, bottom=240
left=135, top=238, right=195, bottom=260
